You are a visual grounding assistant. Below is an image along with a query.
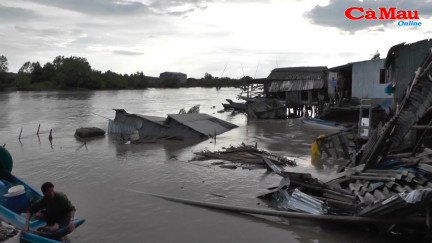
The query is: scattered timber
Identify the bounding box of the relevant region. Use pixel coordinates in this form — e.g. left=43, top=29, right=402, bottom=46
left=192, top=143, right=296, bottom=167
left=148, top=192, right=426, bottom=225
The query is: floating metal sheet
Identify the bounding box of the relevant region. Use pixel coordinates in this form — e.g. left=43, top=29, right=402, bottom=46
left=168, top=113, right=238, bottom=137
left=108, top=110, right=237, bottom=139
left=108, top=119, right=136, bottom=134
left=358, top=194, right=407, bottom=216
left=400, top=188, right=432, bottom=203
left=278, top=188, right=327, bottom=215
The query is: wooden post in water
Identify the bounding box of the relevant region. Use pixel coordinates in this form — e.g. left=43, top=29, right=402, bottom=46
left=36, top=124, right=40, bottom=136
left=19, top=128, right=22, bottom=140
left=49, top=129, right=53, bottom=140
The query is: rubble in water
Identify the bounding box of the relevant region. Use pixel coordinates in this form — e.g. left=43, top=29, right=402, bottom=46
left=192, top=143, right=296, bottom=169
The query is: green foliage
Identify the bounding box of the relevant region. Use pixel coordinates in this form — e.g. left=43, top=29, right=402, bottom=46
left=41, top=62, right=57, bottom=84
left=57, top=56, right=92, bottom=88
left=0, top=55, right=8, bottom=72
left=240, top=76, right=253, bottom=81
left=128, top=72, right=148, bottom=89
left=16, top=72, right=30, bottom=88
left=19, top=61, right=33, bottom=74
left=14, top=56, right=149, bottom=90
left=88, top=70, right=104, bottom=89
left=0, top=55, right=9, bottom=88
left=187, top=104, right=200, bottom=114
left=0, top=72, right=7, bottom=88
left=9, top=54, right=243, bottom=90
left=102, top=71, right=126, bottom=89
left=178, top=105, right=200, bottom=114
left=30, top=62, right=43, bottom=83
left=204, top=72, right=213, bottom=81
left=161, top=77, right=180, bottom=88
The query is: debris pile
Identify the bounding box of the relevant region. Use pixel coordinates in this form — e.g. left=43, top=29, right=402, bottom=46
left=259, top=155, right=432, bottom=235
left=193, top=143, right=296, bottom=168
left=0, top=221, right=18, bottom=241
left=260, top=51, right=432, bottom=236
left=246, top=98, right=286, bottom=119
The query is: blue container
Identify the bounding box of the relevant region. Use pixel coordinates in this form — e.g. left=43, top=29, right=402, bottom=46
left=3, top=191, right=30, bottom=214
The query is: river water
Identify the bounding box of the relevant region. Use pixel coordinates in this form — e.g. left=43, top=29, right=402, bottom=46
left=0, top=88, right=402, bottom=242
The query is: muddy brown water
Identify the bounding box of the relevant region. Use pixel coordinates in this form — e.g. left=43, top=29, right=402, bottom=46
left=0, top=88, right=407, bottom=242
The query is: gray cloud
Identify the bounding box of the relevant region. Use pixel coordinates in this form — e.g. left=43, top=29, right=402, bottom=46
left=15, top=25, right=83, bottom=37
left=168, top=8, right=195, bottom=16
left=0, top=4, right=39, bottom=21
left=20, top=0, right=272, bottom=18
left=22, top=0, right=154, bottom=16
left=304, top=0, right=432, bottom=33
left=113, top=50, right=145, bottom=56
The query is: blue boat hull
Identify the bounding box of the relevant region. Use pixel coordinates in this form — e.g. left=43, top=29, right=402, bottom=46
left=300, top=117, right=349, bottom=131
left=0, top=174, right=85, bottom=243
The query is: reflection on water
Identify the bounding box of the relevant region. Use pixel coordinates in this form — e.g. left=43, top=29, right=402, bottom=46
left=0, top=89, right=400, bottom=242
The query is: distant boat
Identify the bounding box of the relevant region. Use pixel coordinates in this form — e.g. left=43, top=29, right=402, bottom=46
left=300, top=117, right=351, bottom=131
left=0, top=147, right=85, bottom=243
left=221, top=99, right=246, bottom=111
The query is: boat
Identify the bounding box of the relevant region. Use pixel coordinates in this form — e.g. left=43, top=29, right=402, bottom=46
left=300, top=117, right=351, bottom=131
left=221, top=99, right=246, bottom=111
left=0, top=147, right=85, bottom=242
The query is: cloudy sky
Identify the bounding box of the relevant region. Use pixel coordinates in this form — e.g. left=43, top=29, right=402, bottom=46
left=1, top=0, right=432, bottom=79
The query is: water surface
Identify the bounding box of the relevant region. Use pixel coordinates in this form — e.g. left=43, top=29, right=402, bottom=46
left=0, top=88, right=402, bottom=242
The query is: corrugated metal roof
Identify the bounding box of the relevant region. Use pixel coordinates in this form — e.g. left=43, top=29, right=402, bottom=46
left=268, top=79, right=324, bottom=92
left=267, top=66, right=326, bottom=79
left=331, top=169, right=432, bottom=207
left=167, top=114, right=238, bottom=137
left=134, top=114, right=166, bottom=126
left=266, top=66, right=327, bottom=92
left=110, top=110, right=237, bottom=139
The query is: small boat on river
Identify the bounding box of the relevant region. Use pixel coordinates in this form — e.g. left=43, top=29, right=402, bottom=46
left=0, top=147, right=85, bottom=243
left=221, top=99, right=246, bottom=111
left=300, top=117, right=351, bottom=131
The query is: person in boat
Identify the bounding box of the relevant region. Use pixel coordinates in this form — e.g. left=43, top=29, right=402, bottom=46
left=23, top=182, right=76, bottom=233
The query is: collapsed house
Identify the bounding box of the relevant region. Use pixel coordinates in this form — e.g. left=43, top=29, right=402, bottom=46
left=259, top=44, right=432, bottom=237
left=385, top=39, right=432, bottom=110
left=108, top=109, right=238, bottom=140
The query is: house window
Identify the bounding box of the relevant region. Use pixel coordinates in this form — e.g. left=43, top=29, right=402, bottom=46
left=379, top=69, right=388, bottom=84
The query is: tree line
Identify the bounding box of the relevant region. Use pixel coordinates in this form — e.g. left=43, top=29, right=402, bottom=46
left=0, top=55, right=249, bottom=90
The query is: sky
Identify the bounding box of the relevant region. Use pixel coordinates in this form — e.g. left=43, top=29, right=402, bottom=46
left=1, top=0, right=432, bottom=79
